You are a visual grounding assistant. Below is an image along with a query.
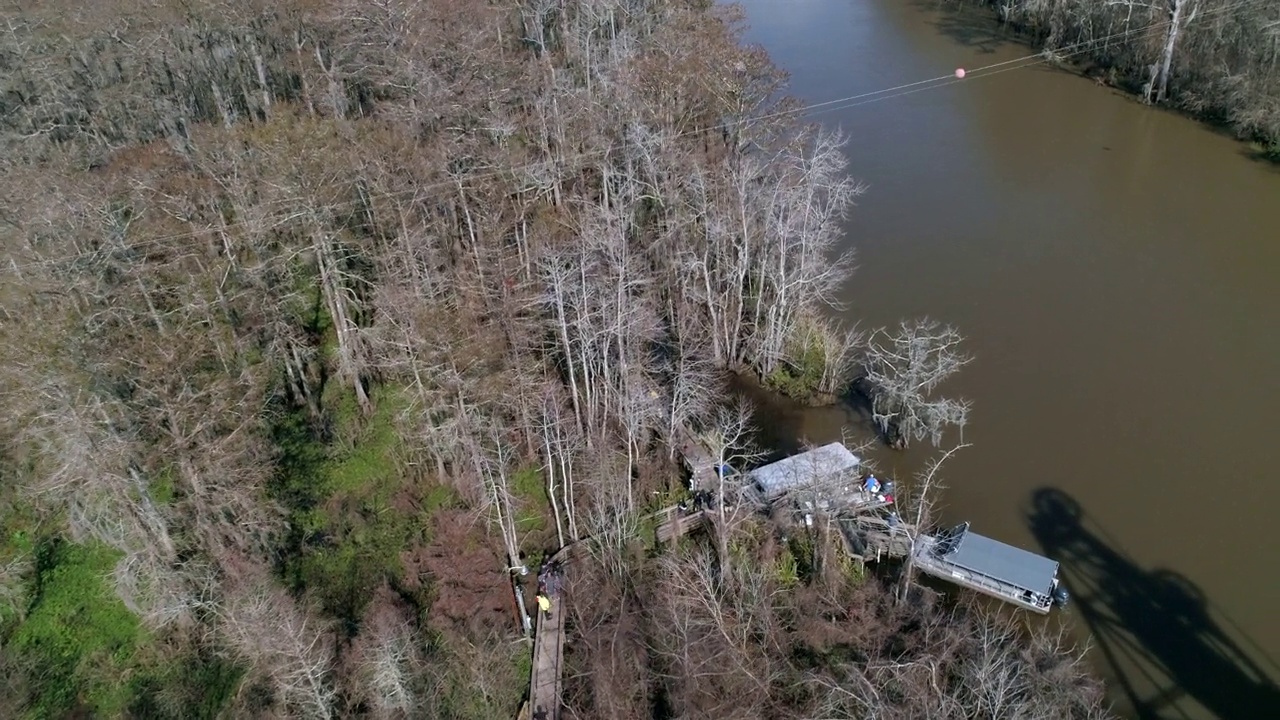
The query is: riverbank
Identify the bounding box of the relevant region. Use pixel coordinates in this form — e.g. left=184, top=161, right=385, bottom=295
left=952, top=0, right=1279, bottom=158
left=734, top=1, right=1280, bottom=718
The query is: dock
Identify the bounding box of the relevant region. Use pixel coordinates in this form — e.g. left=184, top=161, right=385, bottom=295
left=654, top=505, right=711, bottom=544
left=518, top=428, right=1065, bottom=720
left=837, top=518, right=1067, bottom=613
left=911, top=523, right=1067, bottom=614
left=527, top=591, right=565, bottom=720
left=674, top=421, right=721, bottom=490
left=838, top=515, right=912, bottom=563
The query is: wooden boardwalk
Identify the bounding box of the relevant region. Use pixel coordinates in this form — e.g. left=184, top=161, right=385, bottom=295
left=527, top=585, right=566, bottom=720
left=518, top=423, right=720, bottom=720
left=654, top=506, right=710, bottom=544
left=839, top=514, right=913, bottom=563
left=524, top=543, right=574, bottom=720
left=674, top=422, right=720, bottom=490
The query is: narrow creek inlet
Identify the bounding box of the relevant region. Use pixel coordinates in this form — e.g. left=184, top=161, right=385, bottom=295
left=730, top=1, right=1280, bottom=718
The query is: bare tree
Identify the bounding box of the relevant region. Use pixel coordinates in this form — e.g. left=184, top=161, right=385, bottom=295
left=898, top=444, right=969, bottom=604
left=460, top=406, right=523, bottom=575
left=811, top=591, right=1112, bottom=719
left=863, top=318, right=972, bottom=450
left=349, top=598, right=424, bottom=719
left=1106, top=0, right=1203, bottom=102
left=699, top=399, right=766, bottom=570
left=650, top=543, right=783, bottom=718
left=661, top=343, right=719, bottom=459
left=0, top=2, right=1129, bottom=717
left=959, top=604, right=1030, bottom=717
left=0, top=553, right=32, bottom=625
left=308, top=223, right=372, bottom=414
left=814, top=319, right=866, bottom=400
left=753, top=128, right=861, bottom=379
left=968, top=0, right=1280, bottom=146
left=221, top=578, right=338, bottom=719
left=536, top=380, right=584, bottom=546
left=16, top=382, right=196, bottom=629
left=580, top=447, right=638, bottom=583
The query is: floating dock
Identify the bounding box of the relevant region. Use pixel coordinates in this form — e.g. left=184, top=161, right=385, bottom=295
left=912, top=522, right=1067, bottom=614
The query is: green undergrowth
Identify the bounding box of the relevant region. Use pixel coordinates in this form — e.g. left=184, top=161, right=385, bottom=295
left=511, top=464, right=548, bottom=535
left=427, top=632, right=529, bottom=720
left=1, top=504, right=36, bottom=630
left=776, top=543, right=800, bottom=589
left=126, top=649, right=244, bottom=720
left=146, top=465, right=177, bottom=505
left=7, top=539, right=142, bottom=718
left=764, top=321, right=833, bottom=404
left=1, top=462, right=243, bottom=718
left=272, top=382, right=438, bottom=629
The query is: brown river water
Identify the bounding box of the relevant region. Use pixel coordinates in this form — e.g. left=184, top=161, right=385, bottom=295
left=730, top=1, right=1280, bottom=717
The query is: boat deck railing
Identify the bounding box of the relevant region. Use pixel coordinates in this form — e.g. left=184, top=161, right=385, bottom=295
left=912, top=536, right=1052, bottom=613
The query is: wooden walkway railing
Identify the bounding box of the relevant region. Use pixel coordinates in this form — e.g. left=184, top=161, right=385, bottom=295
left=654, top=506, right=710, bottom=544
left=527, top=582, right=566, bottom=720
left=839, top=515, right=913, bottom=563
left=523, top=541, right=574, bottom=720
left=517, top=421, right=721, bottom=719
left=673, top=422, right=720, bottom=490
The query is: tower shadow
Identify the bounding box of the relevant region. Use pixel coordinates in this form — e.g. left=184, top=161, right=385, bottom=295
left=1027, top=488, right=1279, bottom=719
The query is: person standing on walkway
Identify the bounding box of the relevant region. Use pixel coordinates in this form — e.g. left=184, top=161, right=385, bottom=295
left=536, top=593, right=552, bottom=618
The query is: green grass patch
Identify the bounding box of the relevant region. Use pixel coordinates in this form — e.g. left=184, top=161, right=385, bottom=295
left=764, top=332, right=827, bottom=403
left=638, top=512, right=661, bottom=553
left=324, top=391, right=402, bottom=497
left=147, top=466, right=176, bottom=505
left=127, top=648, right=244, bottom=720
left=510, top=464, right=544, bottom=502
left=763, top=315, right=851, bottom=404
left=787, top=534, right=818, bottom=585
left=272, top=384, right=428, bottom=627
left=836, top=547, right=867, bottom=587
left=9, top=538, right=143, bottom=718
left=423, top=482, right=461, bottom=514
left=775, top=544, right=800, bottom=589
left=1, top=462, right=243, bottom=718
left=510, top=464, right=548, bottom=535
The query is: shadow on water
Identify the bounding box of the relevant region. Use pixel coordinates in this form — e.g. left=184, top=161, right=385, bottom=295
left=1240, top=145, right=1280, bottom=172
left=1027, top=488, right=1280, bottom=720
left=910, top=0, right=1020, bottom=54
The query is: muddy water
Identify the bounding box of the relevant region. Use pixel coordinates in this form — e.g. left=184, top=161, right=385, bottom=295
left=732, top=1, right=1280, bottom=717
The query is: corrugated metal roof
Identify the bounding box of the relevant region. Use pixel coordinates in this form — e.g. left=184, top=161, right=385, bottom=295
left=945, top=529, right=1059, bottom=593
left=746, top=442, right=860, bottom=498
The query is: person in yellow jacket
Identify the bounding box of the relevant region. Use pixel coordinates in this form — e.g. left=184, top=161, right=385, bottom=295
left=536, top=593, right=552, bottom=617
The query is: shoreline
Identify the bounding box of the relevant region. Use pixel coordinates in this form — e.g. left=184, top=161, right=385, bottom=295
left=949, top=0, right=1279, bottom=160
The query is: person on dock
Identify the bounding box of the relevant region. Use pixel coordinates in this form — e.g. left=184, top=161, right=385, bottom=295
left=864, top=475, right=881, bottom=496
left=536, top=593, right=552, bottom=618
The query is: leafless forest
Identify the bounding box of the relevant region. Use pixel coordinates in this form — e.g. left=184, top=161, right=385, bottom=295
left=2, top=1, right=1110, bottom=717
left=961, top=0, right=1280, bottom=153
